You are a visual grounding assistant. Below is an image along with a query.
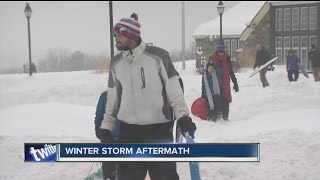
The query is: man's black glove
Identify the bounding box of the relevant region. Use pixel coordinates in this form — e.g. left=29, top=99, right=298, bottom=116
left=177, top=116, right=197, bottom=139
left=95, top=126, right=113, bottom=143
left=233, top=83, right=239, bottom=92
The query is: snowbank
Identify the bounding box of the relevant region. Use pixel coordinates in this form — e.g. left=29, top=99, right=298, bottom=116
left=1, top=60, right=320, bottom=179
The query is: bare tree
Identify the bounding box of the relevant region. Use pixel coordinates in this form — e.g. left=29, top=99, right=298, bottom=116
left=169, top=42, right=196, bottom=62
left=37, top=48, right=110, bottom=73
left=38, top=48, right=69, bottom=72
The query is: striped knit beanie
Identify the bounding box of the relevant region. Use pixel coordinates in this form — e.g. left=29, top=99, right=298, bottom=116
left=112, top=13, right=141, bottom=41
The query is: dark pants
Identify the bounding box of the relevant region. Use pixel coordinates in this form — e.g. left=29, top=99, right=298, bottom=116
left=259, top=68, right=269, bottom=87
left=205, top=95, right=221, bottom=121
left=101, top=120, right=121, bottom=180
left=205, top=93, right=229, bottom=121
left=221, top=95, right=229, bottom=120
left=288, top=70, right=299, bottom=82
left=207, top=109, right=220, bottom=121
left=102, top=162, right=116, bottom=180
left=117, top=121, right=179, bottom=180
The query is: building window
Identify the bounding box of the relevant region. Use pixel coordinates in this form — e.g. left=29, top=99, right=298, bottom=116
left=292, top=8, right=299, bottom=30
left=309, top=6, right=317, bottom=30
left=284, top=8, right=291, bottom=31
left=301, top=36, right=308, bottom=70
left=238, top=40, right=244, bottom=50
left=292, top=36, right=299, bottom=57
left=275, top=37, right=282, bottom=64
left=301, top=7, right=308, bottom=30
left=309, top=36, right=317, bottom=49
left=231, top=39, right=237, bottom=61
left=283, top=36, right=290, bottom=63
left=276, top=8, right=283, bottom=31
left=301, top=36, right=308, bottom=48
left=284, top=37, right=291, bottom=48
left=301, top=49, right=308, bottom=69
left=224, top=40, right=230, bottom=55
left=276, top=37, right=282, bottom=48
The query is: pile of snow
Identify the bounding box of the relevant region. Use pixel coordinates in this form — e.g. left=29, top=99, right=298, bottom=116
left=1, top=60, right=320, bottom=179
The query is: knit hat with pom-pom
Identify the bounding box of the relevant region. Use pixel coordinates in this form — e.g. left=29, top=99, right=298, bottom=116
left=112, top=13, right=141, bottom=41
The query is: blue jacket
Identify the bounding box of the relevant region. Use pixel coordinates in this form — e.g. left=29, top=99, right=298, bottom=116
left=287, top=54, right=300, bottom=71
left=95, top=91, right=119, bottom=139
left=95, top=91, right=108, bottom=127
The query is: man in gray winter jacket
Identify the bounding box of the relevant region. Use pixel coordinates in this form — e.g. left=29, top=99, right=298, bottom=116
left=96, top=13, right=197, bottom=180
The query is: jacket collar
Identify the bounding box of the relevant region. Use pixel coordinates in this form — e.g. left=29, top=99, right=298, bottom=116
left=122, top=41, right=146, bottom=59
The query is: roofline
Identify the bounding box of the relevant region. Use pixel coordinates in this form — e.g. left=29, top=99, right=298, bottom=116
left=270, top=1, right=320, bottom=6
left=193, top=2, right=267, bottom=37
left=240, top=1, right=270, bottom=41
left=193, top=34, right=241, bottom=40
left=240, top=1, right=320, bottom=41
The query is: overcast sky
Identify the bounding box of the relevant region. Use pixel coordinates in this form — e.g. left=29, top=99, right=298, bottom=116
left=0, top=1, right=238, bottom=69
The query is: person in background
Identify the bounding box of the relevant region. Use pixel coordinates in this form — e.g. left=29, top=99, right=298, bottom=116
left=286, top=49, right=300, bottom=82
left=30, top=62, right=37, bottom=73
left=254, top=44, right=271, bottom=87
left=23, top=64, right=27, bottom=74
left=210, top=43, right=239, bottom=121
left=94, top=91, right=118, bottom=180
left=308, top=44, right=320, bottom=82
left=201, top=61, right=223, bottom=122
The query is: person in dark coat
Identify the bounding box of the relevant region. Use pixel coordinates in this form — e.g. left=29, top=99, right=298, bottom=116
left=201, top=61, right=223, bottom=122
left=23, top=64, right=27, bottom=74
left=95, top=91, right=119, bottom=180
left=254, top=44, right=272, bottom=87
left=30, top=62, right=37, bottom=73
left=308, top=44, right=320, bottom=82
left=286, top=50, right=300, bottom=82
left=210, top=43, right=239, bottom=121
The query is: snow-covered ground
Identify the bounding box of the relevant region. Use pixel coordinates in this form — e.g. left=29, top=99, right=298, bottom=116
left=1, top=60, right=320, bottom=180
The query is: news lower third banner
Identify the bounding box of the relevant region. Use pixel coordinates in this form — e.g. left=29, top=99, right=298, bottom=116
left=25, top=143, right=260, bottom=162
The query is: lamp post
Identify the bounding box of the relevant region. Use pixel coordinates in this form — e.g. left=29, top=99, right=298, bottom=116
left=109, top=1, right=114, bottom=59
left=217, top=1, right=225, bottom=43
left=196, top=46, right=203, bottom=74
left=201, top=55, right=206, bottom=74
left=182, top=1, right=186, bottom=70
left=24, top=2, right=32, bottom=76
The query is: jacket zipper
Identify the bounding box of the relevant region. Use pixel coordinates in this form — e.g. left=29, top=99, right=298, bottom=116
left=128, top=54, right=138, bottom=124
left=141, top=67, right=146, bottom=89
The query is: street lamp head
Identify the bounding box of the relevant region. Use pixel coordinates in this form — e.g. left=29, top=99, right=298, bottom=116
left=217, top=1, right=225, bottom=16
left=24, top=2, right=32, bottom=19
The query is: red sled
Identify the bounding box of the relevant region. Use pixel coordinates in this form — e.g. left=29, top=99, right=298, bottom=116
left=191, top=97, right=207, bottom=120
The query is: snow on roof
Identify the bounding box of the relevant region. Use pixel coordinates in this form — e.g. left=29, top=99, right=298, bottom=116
left=192, top=1, right=266, bottom=38
left=269, top=1, right=319, bottom=6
